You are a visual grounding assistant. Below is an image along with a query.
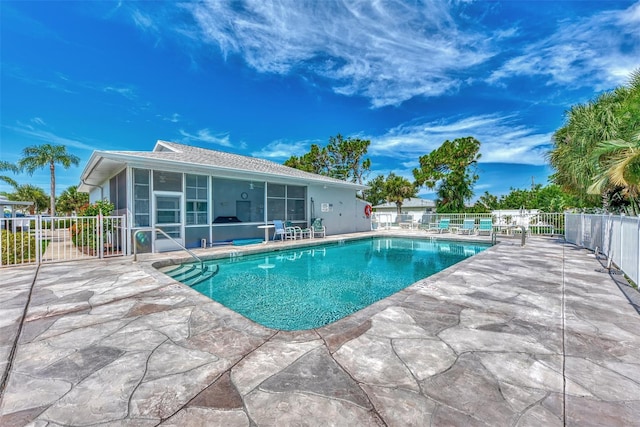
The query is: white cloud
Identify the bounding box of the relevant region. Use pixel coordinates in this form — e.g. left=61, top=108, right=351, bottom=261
left=31, top=117, right=46, bottom=127
left=178, top=128, right=246, bottom=149
left=159, top=113, right=180, bottom=123
left=488, top=1, right=640, bottom=90
left=103, top=85, right=137, bottom=100
left=6, top=121, right=98, bottom=152
left=251, top=139, right=318, bottom=159
left=369, top=114, right=552, bottom=166
left=170, top=0, right=496, bottom=107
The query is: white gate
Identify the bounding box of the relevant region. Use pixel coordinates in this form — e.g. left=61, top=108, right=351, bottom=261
left=0, top=215, right=126, bottom=267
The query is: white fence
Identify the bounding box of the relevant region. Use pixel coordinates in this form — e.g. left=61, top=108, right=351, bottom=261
left=565, top=213, right=640, bottom=286
left=1, top=215, right=126, bottom=267
left=372, top=212, right=564, bottom=236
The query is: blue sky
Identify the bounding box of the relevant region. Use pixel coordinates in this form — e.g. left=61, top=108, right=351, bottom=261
left=1, top=1, right=639, bottom=201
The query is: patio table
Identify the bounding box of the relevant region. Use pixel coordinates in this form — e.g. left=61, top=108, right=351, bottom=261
left=257, top=224, right=274, bottom=243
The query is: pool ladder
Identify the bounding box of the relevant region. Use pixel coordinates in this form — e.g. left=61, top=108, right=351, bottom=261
left=133, top=228, right=207, bottom=273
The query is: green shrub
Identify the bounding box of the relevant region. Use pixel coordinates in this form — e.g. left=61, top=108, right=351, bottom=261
left=1, top=230, right=36, bottom=264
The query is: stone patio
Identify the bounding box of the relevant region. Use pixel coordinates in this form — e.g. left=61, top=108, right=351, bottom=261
left=1, top=233, right=639, bottom=426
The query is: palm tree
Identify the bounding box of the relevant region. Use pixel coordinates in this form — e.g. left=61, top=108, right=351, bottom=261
left=57, top=185, right=89, bottom=215
left=1, top=184, right=49, bottom=214
left=0, top=160, right=20, bottom=189
left=18, top=144, right=80, bottom=218
left=588, top=131, right=640, bottom=214
left=384, top=173, right=417, bottom=214
left=548, top=68, right=640, bottom=207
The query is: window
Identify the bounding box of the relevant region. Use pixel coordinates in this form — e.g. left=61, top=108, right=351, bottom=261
left=287, top=185, right=306, bottom=221
left=186, top=174, right=208, bottom=225
left=153, top=171, right=182, bottom=192
left=109, top=169, right=127, bottom=215
left=267, top=184, right=306, bottom=221
left=133, top=169, right=149, bottom=227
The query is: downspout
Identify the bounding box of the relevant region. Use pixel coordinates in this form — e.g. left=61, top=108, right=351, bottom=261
left=81, top=180, right=104, bottom=201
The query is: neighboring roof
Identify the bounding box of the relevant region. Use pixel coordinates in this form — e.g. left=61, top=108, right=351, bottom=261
left=78, top=140, right=367, bottom=192
left=373, top=197, right=436, bottom=209
left=0, top=196, right=33, bottom=206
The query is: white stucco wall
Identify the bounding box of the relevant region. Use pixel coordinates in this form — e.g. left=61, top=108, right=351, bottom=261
left=308, top=186, right=370, bottom=235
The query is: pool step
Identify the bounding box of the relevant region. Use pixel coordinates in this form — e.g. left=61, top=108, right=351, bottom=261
left=160, top=263, right=219, bottom=287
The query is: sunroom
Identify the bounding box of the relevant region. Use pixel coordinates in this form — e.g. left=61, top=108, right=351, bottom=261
left=78, top=141, right=370, bottom=253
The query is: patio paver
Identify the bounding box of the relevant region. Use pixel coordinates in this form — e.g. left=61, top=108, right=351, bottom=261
left=1, top=234, right=639, bottom=426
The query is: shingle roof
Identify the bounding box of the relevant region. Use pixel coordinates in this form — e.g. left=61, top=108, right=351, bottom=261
left=99, top=141, right=365, bottom=189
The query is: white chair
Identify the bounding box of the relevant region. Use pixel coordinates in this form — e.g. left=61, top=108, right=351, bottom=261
left=273, top=220, right=296, bottom=241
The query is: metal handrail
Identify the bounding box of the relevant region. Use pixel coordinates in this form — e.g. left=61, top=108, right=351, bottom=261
left=133, top=228, right=206, bottom=271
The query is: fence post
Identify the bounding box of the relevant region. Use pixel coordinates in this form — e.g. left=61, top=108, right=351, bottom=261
left=121, top=215, right=127, bottom=256
left=36, top=215, right=41, bottom=265
left=619, top=214, right=624, bottom=274
left=98, top=213, right=104, bottom=259
left=637, top=216, right=640, bottom=285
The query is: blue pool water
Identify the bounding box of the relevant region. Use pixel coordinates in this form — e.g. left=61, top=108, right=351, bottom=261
left=187, top=238, right=489, bottom=330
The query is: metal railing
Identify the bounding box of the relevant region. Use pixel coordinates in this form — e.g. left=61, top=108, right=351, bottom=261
left=133, top=228, right=206, bottom=272
left=565, top=213, right=639, bottom=286
left=371, top=212, right=564, bottom=237
left=1, top=215, right=126, bottom=267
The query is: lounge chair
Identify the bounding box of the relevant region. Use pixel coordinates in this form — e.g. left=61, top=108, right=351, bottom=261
left=311, top=218, right=326, bottom=238
left=458, top=219, right=476, bottom=235
left=477, top=218, right=493, bottom=236
left=273, top=220, right=296, bottom=241
left=427, top=218, right=450, bottom=233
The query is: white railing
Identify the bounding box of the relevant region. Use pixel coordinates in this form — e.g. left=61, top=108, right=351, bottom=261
left=565, top=213, right=640, bottom=286
left=372, top=211, right=564, bottom=236
left=0, top=215, right=126, bottom=267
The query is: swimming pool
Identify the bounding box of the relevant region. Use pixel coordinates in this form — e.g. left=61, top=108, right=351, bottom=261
left=178, top=237, right=489, bottom=330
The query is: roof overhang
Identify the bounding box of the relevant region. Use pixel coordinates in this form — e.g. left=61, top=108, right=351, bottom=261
left=1, top=200, right=34, bottom=206
left=77, top=151, right=128, bottom=192
left=78, top=150, right=368, bottom=192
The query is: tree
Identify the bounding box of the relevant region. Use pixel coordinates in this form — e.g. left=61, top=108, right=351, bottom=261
left=0, top=160, right=20, bottom=189
left=499, top=186, right=535, bottom=209
left=18, top=144, right=80, bottom=218
left=548, top=68, right=640, bottom=210
left=533, top=184, right=575, bottom=212
left=413, top=136, right=481, bottom=212
left=57, top=185, right=90, bottom=215
left=284, top=144, right=329, bottom=175
left=362, top=174, right=387, bottom=206
left=472, top=191, right=499, bottom=212
left=384, top=173, right=417, bottom=214
left=285, top=134, right=371, bottom=184
left=588, top=130, right=640, bottom=214
left=1, top=184, right=49, bottom=214
left=325, top=134, right=372, bottom=184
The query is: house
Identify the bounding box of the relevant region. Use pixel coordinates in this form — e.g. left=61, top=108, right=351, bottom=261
left=372, top=197, right=436, bottom=225
left=78, top=141, right=370, bottom=252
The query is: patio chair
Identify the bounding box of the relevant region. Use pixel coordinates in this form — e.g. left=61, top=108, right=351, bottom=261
left=458, top=219, right=476, bottom=235
left=273, top=220, right=296, bottom=241
left=311, top=218, right=326, bottom=238
left=477, top=218, right=493, bottom=236
left=426, top=218, right=450, bottom=233
left=285, top=221, right=303, bottom=239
